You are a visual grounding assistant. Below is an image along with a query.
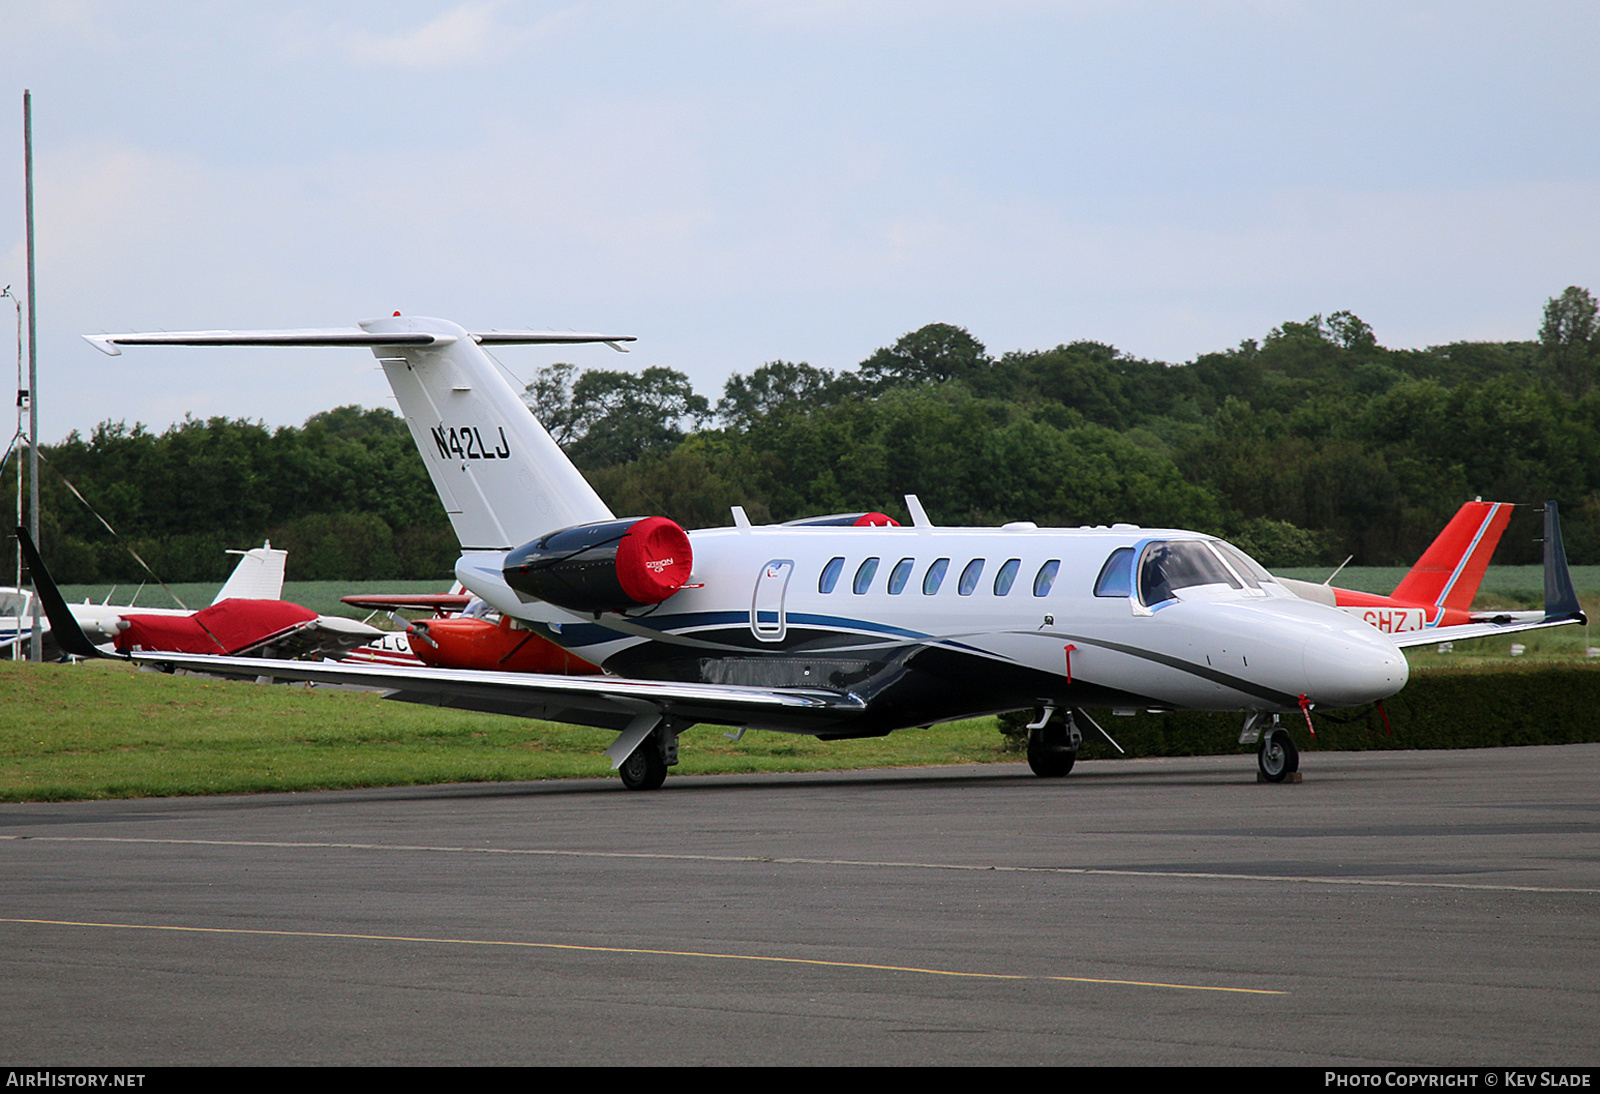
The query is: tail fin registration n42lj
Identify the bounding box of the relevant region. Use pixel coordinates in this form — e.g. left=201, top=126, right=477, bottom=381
left=59, top=315, right=1582, bottom=789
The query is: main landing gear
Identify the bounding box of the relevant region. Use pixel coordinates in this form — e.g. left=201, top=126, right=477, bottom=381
left=1026, top=708, right=1082, bottom=778
left=617, top=723, right=678, bottom=791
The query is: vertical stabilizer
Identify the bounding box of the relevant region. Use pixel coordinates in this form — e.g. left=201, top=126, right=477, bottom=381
left=1542, top=501, right=1583, bottom=621
left=213, top=543, right=288, bottom=604
left=1390, top=500, right=1512, bottom=610
left=359, top=316, right=614, bottom=550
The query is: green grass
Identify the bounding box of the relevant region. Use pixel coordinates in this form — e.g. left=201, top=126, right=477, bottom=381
left=20, top=564, right=1600, bottom=802
left=0, top=659, right=1013, bottom=802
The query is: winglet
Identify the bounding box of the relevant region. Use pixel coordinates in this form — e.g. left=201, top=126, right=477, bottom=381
left=1542, top=502, right=1585, bottom=623
left=14, top=527, right=113, bottom=659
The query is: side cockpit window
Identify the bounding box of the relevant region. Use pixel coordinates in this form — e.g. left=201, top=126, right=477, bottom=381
left=1094, top=547, right=1133, bottom=597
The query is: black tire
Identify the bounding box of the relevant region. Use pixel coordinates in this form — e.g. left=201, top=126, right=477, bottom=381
left=1027, top=724, right=1077, bottom=778
left=1258, top=728, right=1299, bottom=783
left=618, top=740, right=668, bottom=791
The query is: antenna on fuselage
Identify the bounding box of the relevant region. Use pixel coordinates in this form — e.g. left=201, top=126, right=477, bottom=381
left=1322, top=555, right=1354, bottom=586
left=904, top=495, right=932, bottom=529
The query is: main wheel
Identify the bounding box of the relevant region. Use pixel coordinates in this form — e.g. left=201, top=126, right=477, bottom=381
left=1257, top=728, right=1299, bottom=783
left=618, top=740, right=668, bottom=791
left=1027, top=725, right=1077, bottom=778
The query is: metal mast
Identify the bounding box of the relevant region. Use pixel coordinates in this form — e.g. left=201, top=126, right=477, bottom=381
left=23, top=90, right=39, bottom=660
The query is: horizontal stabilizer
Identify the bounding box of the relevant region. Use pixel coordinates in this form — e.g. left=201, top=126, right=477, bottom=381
left=85, top=327, right=634, bottom=356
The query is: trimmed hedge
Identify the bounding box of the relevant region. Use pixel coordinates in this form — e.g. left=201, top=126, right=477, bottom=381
left=1005, top=663, right=1600, bottom=759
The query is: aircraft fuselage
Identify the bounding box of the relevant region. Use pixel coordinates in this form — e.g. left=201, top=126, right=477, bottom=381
left=456, top=522, right=1409, bottom=736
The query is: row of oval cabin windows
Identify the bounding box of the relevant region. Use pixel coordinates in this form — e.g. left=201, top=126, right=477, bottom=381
left=818, top=556, right=1062, bottom=597
left=815, top=542, right=1259, bottom=603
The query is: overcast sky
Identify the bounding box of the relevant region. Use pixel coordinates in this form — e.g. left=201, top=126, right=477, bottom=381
left=2, top=1, right=1598, bottom=445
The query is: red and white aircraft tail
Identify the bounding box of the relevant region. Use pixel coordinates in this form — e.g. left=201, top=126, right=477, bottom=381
left=1279, top=500, right=1570, bottom=637
left=1388, top=500, right=1512, bottom=612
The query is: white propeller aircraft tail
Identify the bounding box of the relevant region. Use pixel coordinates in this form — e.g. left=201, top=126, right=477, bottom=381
left=66, top=315, right=1584, bottom=790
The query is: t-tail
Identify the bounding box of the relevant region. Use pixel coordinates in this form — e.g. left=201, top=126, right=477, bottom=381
left=213, top=542, right=288, bottom=603
left=358, top=316, right=614, bottom=550
left=1389, top=500, right=1513, bottom=610
left=86, top=316, right=630, bottom=551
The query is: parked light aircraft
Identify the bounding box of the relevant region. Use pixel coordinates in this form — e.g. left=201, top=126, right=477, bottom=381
left=4, top=541, right=375, bottom=660
left=47, top=314, right=1583, bottom=790
left=339, top=590, right=601, bottom=674
left=1279, top=500, right=1532, bottom=635
left=337, top=590, right=471, bottom=668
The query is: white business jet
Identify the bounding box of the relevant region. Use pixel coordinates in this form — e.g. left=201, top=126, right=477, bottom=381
left=55, top=315, right=1580, bottom=789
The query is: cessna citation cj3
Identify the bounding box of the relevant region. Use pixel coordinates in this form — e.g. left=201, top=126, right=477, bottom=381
left=56, top=314, right=1582, bottom=790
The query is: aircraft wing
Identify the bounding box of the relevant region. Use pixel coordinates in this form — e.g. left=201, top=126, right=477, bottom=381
left=16, top=526, right=862, bottom=734
left=112, top=650, right=869, bottom=735
left=340, top=593, right=474, bottom=615
left=227, top=615, right=386, bottom=660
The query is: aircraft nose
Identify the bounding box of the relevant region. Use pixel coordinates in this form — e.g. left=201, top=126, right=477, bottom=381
left=1301, top=628, right=1408, bottom=706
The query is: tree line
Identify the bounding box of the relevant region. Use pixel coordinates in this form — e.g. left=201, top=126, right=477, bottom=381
left=8, top=287, right=1599, bottom=583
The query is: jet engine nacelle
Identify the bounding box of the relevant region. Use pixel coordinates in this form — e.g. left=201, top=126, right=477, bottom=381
left=503, top=516, right=693, bottom=614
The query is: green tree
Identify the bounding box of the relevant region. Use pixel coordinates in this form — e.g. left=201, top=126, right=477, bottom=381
left=858, top=323, right=990, bottom=389
left=1539, top=286, right=1598, bottom=397
left=717, top=361, right=858, bottom=430
left=523, top=365, right=709, bottom=469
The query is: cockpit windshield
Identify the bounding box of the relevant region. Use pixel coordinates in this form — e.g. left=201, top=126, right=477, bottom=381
left=1212, top=540, right=1276, bottom=589
left=1137, top=540, right=1242, bottom=606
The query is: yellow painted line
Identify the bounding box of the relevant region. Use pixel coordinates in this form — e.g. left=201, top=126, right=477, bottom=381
left=5, top=835, right=1596, bottom=894
left=0, top=917, right=1285, bottom=996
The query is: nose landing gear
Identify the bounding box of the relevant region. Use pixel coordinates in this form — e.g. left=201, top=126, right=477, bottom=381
left=1257, top=727, right=1299, bottom=783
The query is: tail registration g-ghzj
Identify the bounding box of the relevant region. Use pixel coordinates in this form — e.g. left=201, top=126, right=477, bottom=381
left=68, top=315, right=1583, bottom=789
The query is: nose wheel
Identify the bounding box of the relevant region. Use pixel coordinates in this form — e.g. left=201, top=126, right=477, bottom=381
left=1257, top=728, right=1299, bottom=783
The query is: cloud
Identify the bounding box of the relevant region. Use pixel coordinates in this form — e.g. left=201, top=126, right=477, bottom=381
left=348, top=1, right=567, bottom=71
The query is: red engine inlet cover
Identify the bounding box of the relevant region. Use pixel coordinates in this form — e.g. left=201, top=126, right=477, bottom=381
left=615, top=516, right=693, bottom=604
